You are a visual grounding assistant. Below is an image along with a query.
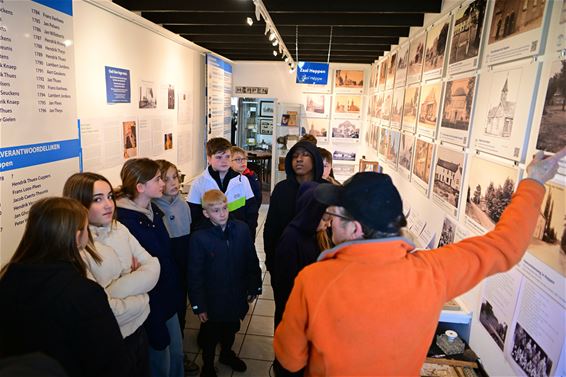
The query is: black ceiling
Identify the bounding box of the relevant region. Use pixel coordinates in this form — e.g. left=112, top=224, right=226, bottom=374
left=113, top=0, right=442, bottom=64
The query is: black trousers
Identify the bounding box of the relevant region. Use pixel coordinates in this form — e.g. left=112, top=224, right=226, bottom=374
left=124, top=326, right=150, bottom=377
left=199, top=321, right=240, bottom=366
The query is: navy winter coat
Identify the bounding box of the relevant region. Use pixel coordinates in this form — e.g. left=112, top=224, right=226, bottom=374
left=116, top=203, right=184, bottom=350
left=188, top=219, right=262, bottom=322
left=272, top=182, right=328, bottom=327
left=263, top=141, right=326, bottom=272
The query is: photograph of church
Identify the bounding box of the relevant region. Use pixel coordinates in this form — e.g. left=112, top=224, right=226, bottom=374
left=449, top=0, right=487, bottom=65
left=442, top=77, right=476, bottom=131
left=485, top=68, right=521, bottom=137
left=488, top=0, right=546, bottom=44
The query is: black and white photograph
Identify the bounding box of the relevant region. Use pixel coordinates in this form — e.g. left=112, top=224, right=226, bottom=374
left=474, top=60, right=540, bottom=161
left=479, top=299, right=508, bottom=351
left=403, top=85, right=420, bottom=133
left=333, top=163, right=356, bottom=177
left=331, top=119, right=361, bottom=141
left=139, top=81, right=157, bottom=109
left=398, top=132, right=415, bottom=178
left=510, top=323, right=553, bottom=377
left=407, top=33, right=425, bottom=84
left=260, top=101, right=275, bottom=117
left=167, top=84, right=175, bottom=109
left=465, top=156, right=518, bottom=232
left=333, top=150, right=357, bottom=162
left=390, top=88, right=405, bottom=129
left=437, top=217, right=457, bottom=247
left=259, top=119, right=273, bottom=135
left=386, top=130, right=400, bottom=167
left=535, top=60, right=566, bottom=154
left=440, top=76, right=476, bottom=146
left=423, top=17, right=450, bottom=79
left=448, top=0, right=488, bottom=74
left=433, top=146, right=466, bottom=215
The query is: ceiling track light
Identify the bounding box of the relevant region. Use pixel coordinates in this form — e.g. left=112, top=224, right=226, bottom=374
left=251, top=0, right=295, bottom=69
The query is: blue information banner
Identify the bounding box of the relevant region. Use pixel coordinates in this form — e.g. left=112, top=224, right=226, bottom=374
left=32, top=0, right=73, bottom=16
left=296, top=62, right=330, bottom=85
left=0, top=139, right=81, bottom=172
left=105, top=66, right=131, bottom=103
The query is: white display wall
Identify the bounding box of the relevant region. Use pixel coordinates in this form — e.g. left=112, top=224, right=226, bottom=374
left=362, top=1, right=566, bottom=376
left=74, top=0, right=208, bottom=186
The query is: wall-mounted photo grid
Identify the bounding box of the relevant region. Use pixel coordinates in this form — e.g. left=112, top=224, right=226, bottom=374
left=301, top=66, right=366, bottom=181
left=366, top=1, right=565, bottom=375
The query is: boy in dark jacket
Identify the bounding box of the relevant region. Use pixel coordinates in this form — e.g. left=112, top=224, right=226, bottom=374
left=263, top=141, right=326, bottom=275
left=188, top=190, right=262, bottom=377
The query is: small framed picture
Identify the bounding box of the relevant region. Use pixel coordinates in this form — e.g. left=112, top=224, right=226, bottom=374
left=359, top=159, right=380, bottom=172
left=260, top=101, right=275, bottom=117
left=259, top=119, right=273, bottom=135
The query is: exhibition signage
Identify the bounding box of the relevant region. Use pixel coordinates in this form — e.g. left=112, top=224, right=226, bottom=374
left=0, top=0, right=80, bottom=266
left=296, top=62, right=330, bottom=85
left=105, top=66, right=131, bottom=103
left=205, top=54, right=233, bottom=139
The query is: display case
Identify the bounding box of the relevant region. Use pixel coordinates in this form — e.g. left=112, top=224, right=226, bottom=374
left=237, top=98, right=274, bottom=151
left=271, top=102, right=305, bottom=191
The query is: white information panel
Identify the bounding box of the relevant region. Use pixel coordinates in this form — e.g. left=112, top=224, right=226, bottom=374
left=206, top=54, right=232, bottom=140
left=0, top=0, right=80, bottom=266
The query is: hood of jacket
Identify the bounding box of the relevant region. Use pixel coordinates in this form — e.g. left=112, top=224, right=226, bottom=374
left=287, top=182, right=327, bottom=235
left=284, top=141, right=324, bottom=183
left=116, top=197, right=154, bottom=221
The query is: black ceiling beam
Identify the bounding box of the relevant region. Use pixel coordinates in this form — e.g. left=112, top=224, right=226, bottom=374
left=230, top=56, right=378, bottom=63
left=142, top=12, right=424, bottom=27
left=115, top=0, right=441, bottom=13
left=216, top=50, right=379, bottom=58
left=198, top=44, right=386, bottom=52
left=168, top=25, right=409, bottom=38
left=184, top=35, right=397, bottom=46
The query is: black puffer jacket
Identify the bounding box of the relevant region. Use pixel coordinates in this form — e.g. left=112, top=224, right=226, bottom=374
left=263, top=141, right=325, bottom=273
left=188, top=219, right=262, bottom=321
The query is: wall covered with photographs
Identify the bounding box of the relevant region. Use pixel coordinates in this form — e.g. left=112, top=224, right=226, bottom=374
left=74, top=1, right=207, bottom=186
left=363, top=1, right=566, bottom=376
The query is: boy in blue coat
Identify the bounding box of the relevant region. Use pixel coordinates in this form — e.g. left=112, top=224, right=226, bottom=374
left=188, top=190, right=262, bottom=377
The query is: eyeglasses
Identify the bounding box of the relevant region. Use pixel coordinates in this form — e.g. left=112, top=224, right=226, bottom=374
left=324, top=210, right=354, bottom=222
left=232, top=158, right=247, bottom=163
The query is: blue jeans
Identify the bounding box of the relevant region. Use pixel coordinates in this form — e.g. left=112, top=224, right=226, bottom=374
left=149, top=314, right=184, bottom=377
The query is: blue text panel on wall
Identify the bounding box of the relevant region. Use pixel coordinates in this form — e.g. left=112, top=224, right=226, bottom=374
left=105, top=66, right=131, bottom=103
left=296, top=62, right=329, bottom=85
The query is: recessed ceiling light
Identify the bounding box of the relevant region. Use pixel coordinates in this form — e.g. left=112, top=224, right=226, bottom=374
left=246, top=17, right=253, bottom=26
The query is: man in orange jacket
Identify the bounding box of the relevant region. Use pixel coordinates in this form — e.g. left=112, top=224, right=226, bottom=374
left=273, top=148, right=565, bottom=377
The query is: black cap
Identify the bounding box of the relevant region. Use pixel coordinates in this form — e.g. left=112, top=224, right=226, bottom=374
left=314, top=172, right=405, bottom=233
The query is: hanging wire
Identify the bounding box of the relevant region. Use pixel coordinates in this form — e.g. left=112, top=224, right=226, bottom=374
left=327, top=26, right=333, bottom=64
left=295, top=25, right=299, bottom=63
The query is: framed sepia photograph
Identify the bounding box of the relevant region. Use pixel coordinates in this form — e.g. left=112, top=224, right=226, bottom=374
left=335, top=69, right=364, bottom=91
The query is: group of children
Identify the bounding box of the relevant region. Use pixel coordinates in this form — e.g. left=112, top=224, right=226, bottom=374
left=0, top=137, right=264, bottom=377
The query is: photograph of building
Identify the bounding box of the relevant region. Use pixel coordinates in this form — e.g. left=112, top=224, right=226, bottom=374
left=413, top=139, right=434, bottom=184
left=386, top=51, right=397, bottom=88
left=387, top=130, right=400, bottom=164
left=396, top=44, right=410, bottom=87
left=485, top=69, right=521, bottom=137
left=535, top=60, right=566, bottom=153
left=403, top=86, right=420, bottom=131
left=382, top=91, right=392, bottom=121
left=408, top=34, right=425, bottom=81
left=423, top=18, right=450, bottom=74
left=398, top=133, right=415, bottom=173
left=418, top=83, right=442, bottom=130
left=305, top=118, right=329, bottom=138
left=331, top=119, right=360, bottom=139
left=488, top=0, right=546, bottom=44
left=305, top=94, right=326, bottom=114
left=442, top=77, right=476, bottom=130
left=450, top=0, right=487, bottom=65
left=335, top=95, right=361, bottom=114
left=335, top=70, right=364, bottom=89
left=433, top=146, right=465, bottom=209
left=390, top=88, right=405, bottom=125
left=378, top=127, right=389, bottom=156
left=438, top=217, right=457, bottom=247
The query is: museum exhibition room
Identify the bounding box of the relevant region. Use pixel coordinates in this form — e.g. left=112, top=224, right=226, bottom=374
left=0, top=0, right=565, bottom=376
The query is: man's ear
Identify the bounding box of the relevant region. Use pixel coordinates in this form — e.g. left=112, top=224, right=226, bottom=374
left=351, top=220, right=364, bottom=240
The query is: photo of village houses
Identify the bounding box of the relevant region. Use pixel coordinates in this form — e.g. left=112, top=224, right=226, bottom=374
left=432, top=146, right=465, bottom=210
left=465, top=156, right=517, bottom=231
left=535, top=60, right=566, bottom=154
left=488, top=0, right=546, bottom=45
left=449, top=0, right=487, bottom=65
left=441, top=76, right=476, bottom=131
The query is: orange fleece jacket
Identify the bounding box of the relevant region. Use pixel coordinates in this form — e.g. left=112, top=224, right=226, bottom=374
left=274, top=179, right=544, bottom=376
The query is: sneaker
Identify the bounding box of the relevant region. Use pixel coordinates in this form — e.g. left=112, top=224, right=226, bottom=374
left=219, top=351, right=247, bottom=372
left=200, top=364, right=217, bottom=377
left=184, top=357, right=200, bottom=376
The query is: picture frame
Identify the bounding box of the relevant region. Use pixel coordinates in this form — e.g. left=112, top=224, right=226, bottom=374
left=260, top=101, right=274, bottom=117
left=359, top=159, right=380, bottom=172
left=259, top=119, right=273, bottom=135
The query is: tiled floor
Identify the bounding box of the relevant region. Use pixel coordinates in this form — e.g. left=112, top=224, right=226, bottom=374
left=184, top=205, right=275, bottom=376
